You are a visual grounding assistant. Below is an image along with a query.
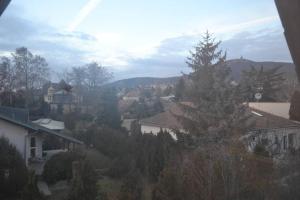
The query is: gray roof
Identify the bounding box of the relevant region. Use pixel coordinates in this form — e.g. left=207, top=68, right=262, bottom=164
left=0, top=107, right=82, bottom=144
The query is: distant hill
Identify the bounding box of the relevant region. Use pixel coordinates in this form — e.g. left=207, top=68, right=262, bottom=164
left=108, top=59, right=296, bottom=89
left=108, top=77, right=180, bottom=89
left=227, top=59, right=296, bottom=80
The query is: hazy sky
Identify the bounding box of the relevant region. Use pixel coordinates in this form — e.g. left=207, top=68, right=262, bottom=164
left=0, top=0, right=292, bottom=79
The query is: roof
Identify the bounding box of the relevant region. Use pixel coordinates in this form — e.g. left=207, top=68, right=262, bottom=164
left=250, top=108, right=300, bottom=130
left=276, top=0, right=300, bottom=80
left=248, top=103, right=291, bottom=119
left=32, top=118, right=65, bottom=130
left=0, top=107, right=82, bottom=144
left=0, top=106, right=29, bottom=123
left=118, top=99, right=136, bottom=113
left=0, top=0, right=10, bottom=16
left=248, top=102, right=300, bottom=129
left=140, top=103, right=184, bottom=130
left=124, top=90, right=140, bottom=98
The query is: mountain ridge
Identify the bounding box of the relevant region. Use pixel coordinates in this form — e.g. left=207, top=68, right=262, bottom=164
left=109, top=59, right=296, bottom=88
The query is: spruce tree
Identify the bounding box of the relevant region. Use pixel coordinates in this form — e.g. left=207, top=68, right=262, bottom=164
left=178, top=32, right=250, bottom=143
left=241, top=65, right=286, bottom=102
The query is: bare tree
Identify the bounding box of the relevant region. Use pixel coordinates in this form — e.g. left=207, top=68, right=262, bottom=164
left=85, top=62, right=112, bottom=90
left=12, top=47, right=50, bottom=107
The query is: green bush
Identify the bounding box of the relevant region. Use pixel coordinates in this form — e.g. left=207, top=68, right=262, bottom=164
left=43, top=152, right=81, bottom=184
left=68, top=159, right=98, bottom=200
left=0, top=137, right=28, bottom=199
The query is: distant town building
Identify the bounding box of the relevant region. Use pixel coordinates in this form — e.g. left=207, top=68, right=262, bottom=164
left=122, top=90, right=141, bottom=101
left=140, top=103, right=184, bottom=140
left=44, top=80, right=83, bottom=114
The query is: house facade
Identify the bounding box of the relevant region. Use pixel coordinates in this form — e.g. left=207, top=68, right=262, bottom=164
left=44, top=83, right=83, bottom=114
left=242, top=103, right=300, bottom=157
left=0, top=106, right=82, bottom=173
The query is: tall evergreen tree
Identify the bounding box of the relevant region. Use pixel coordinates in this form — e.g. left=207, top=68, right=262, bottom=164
left=178, top=32, right=250, bottom=143
left=241, top=65, right=286, bottom=102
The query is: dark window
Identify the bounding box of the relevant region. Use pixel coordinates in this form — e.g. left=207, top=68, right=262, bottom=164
left=275, top=136, right=279, bottom=144
left=30, top=148, right=36, bottom=158
left=283, top=136, right=288, bottom=150
left=30, top=137, right=36, bottom=147
left=289, top=134, right=295, bottom=148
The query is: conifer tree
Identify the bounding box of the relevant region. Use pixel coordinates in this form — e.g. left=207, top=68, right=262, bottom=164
left=241, top=65, right=286, bottom=102
left=178, top=32, right=250, bottom=143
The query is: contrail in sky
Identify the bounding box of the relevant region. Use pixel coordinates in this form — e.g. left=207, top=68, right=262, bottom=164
left=67, top=0, right=103, bottom=32
left=215, top=16, right=279, bottom=34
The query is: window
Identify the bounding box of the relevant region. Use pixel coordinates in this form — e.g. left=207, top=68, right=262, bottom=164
left=283, top=135, right=288, bottom=150
left=30, top=137, right=36, bottom=158
left=30, top=137, right=36, bottom=147
left=288, top=134, right=295, bottom=148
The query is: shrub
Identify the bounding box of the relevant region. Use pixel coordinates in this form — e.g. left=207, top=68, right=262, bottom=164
left=68, top=159, right=98, bottom=200
left=22, top=171, right=44, bottom=200
left=0, top=137, right=28, bottom=199
left=43, top=152, right=81, bottom=184
left=118, top=170, right=143, bottom=200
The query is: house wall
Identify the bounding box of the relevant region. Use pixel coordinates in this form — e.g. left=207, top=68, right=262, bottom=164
left=0, top=119, right=28, bottom=164
left=244, top=127, right=300, bottom=156
left=141, top=125, right=177, bottom=140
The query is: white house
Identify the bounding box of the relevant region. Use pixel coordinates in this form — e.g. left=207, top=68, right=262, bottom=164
left=242, top=103, right=300, bottom=157
left=0, top=106, right=82, bottom=174
left=140, top=102, right=300, bottom=157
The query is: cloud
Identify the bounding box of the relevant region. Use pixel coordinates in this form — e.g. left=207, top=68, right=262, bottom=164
left=0, top=8, right=292, bottom=80
left=113, top=28, right=292, bottom=79
left=67, top=0, right=103, bottom=32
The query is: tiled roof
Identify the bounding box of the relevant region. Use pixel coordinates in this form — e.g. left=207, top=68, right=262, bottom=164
left=140, top=103, right=184, bottom=129
left=250, top=108, right=300, bottom=130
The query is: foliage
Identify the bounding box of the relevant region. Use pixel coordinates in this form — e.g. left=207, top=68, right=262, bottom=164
left=153, top=144, right=277, bottom=200
left=97, top=177, right=123, bottom=200
left=127, top=98, right=164, bottom=119
left=107, top=155, right=134, bottom=179
left=174, top=77, right=185, bottom=101
left=253, top=143, right=269, bottom=157
left=22, top=171, right=44, bottom=200
left=241, top=65, right=286, bottom=102
left=0, top=137, right=28, bottom=199
left=290, top=89, right=300, bottom=121
left=67, top=63, right=112, bottom=91
left=68, top=160, right=98, bottom=200
left=43, top=152, right=81, bottom=184
left=118, top=170, right=143, bottom=200
left=178, top=32, right=250, bottom=142
left=0, top=47, right=49, bottom=107
left=95, top=87, right=121, bottom=128
left=133, top=131, right=176, bottom=182
left=77, top=125, right=128, bottom=158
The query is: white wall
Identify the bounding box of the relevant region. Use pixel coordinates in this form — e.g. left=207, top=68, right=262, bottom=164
left=141, top=125, right=177, bottom=140
left=0, top=119, right=28, bottom=163
left=244, top=127, right=300, bottom=155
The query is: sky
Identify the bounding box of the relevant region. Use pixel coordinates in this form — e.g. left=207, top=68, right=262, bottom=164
left=0, top=0, right=292, bottom=80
